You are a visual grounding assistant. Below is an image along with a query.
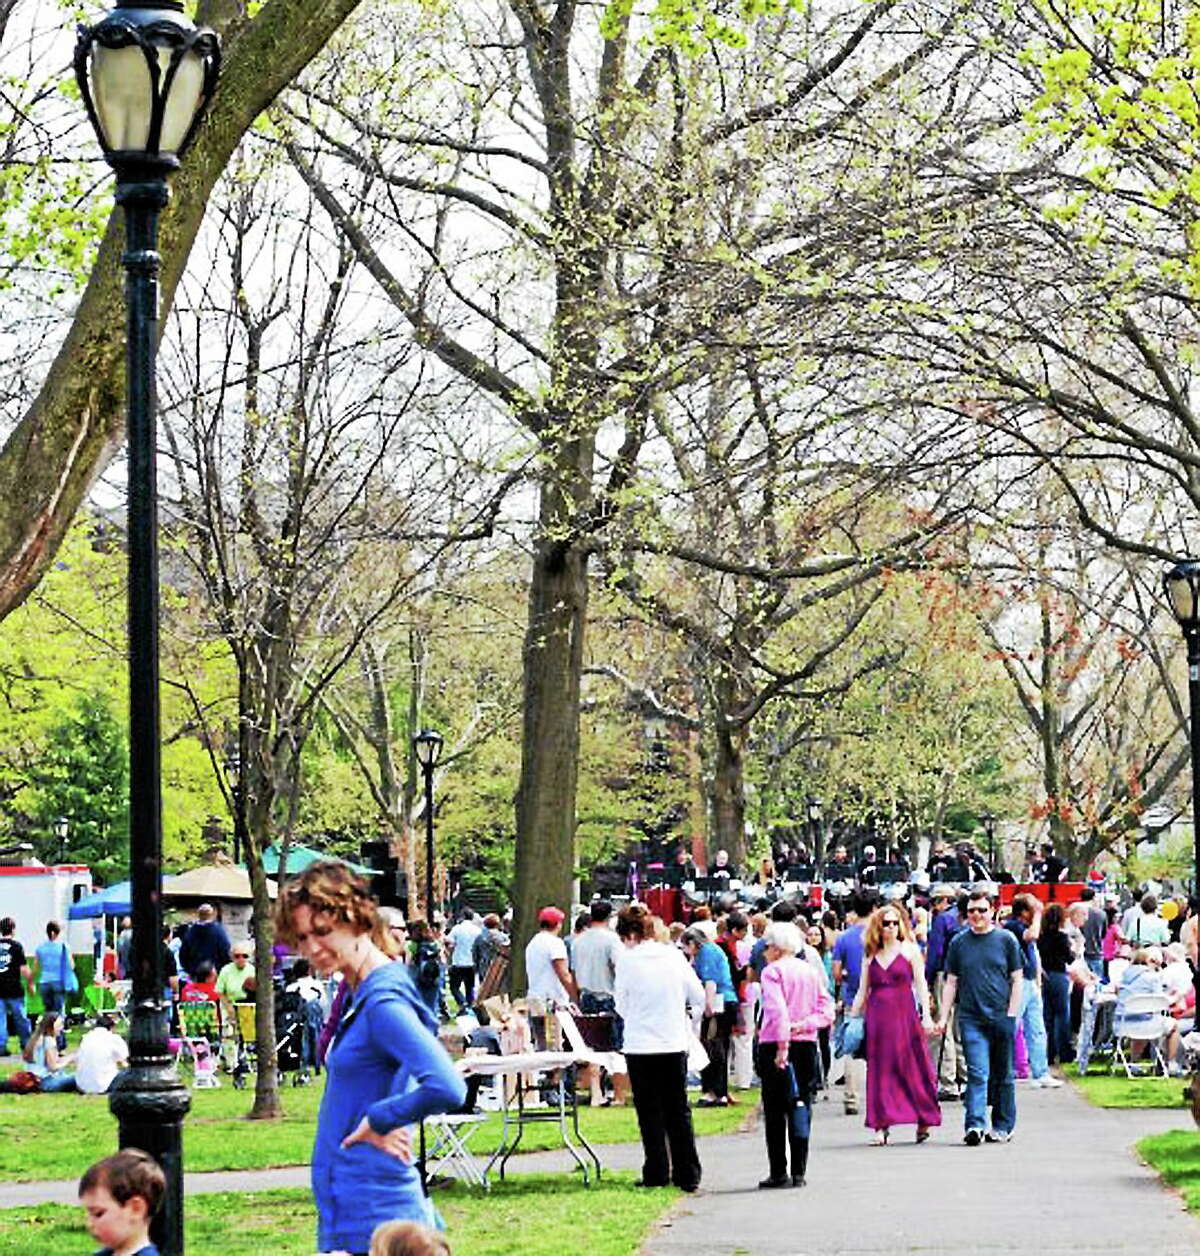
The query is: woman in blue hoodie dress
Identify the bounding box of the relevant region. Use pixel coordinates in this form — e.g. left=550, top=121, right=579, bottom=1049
left=275, top=862, right=466, bottom=1255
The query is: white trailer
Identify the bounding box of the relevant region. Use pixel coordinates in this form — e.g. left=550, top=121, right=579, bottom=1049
left=0, top=865, right=95, bottom=955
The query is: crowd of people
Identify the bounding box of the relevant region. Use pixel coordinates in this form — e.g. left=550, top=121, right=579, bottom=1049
left=4, top=855, right=1197, bottom=1256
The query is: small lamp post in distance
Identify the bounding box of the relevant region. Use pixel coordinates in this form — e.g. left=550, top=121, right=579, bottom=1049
left=412, top=729, right=445, bottom=922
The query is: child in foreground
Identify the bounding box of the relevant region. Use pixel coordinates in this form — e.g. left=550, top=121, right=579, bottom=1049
left=79, top=1149, right=165, bottom=1256
left=322, top=1219, right=451, bottom=1256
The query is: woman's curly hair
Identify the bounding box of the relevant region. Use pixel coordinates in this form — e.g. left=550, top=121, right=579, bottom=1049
left=274, top=860, right=398, bottom=957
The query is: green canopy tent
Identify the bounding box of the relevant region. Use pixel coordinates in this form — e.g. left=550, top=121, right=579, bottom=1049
left=258, top=844, right=379, bottom=879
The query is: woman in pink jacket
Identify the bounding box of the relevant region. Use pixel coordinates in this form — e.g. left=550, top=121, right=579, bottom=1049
left=756, top=921, right=835, bottom=1189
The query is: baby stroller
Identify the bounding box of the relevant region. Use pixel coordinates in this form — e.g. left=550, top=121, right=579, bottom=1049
left=275, top=987, right=318, bottom=1086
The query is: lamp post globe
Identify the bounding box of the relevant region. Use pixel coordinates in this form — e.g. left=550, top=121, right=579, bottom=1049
left=1163, top=559, right=1200, bottom=1127
left=74, top=6, right=218, bottom=1252
left=412, top=730, right=444, bottom=919
left=75, top=1, right=220, bottom=180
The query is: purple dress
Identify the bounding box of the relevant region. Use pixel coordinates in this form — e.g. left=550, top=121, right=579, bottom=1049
left=865, top=952, right=941, bottom=1131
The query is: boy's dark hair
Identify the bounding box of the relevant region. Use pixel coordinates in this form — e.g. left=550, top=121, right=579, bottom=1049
left=589, top=899, right=613, bottom=923
left=79, top=1149, right=165, bottom=1215
left=0, top=917, right=13, bottom=936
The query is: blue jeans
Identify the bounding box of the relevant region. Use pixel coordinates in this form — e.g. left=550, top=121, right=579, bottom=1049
left=1042, top=971, right=1072, bottom=1064
left=0, top=997, right=30, bottom=1050
left=959, top=1014, right=1016, bottom=1135
left=1018, top=978, right=1048, bottom=1079
left=39, top=982, right=64, bottom=1014
left=39, top=1071, right=76, bottom=1093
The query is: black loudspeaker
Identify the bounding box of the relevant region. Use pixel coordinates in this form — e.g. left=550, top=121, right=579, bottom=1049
left=359, top=840, right=402, bottom=908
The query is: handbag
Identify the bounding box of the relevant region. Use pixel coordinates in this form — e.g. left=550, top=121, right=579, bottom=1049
left=2, top=1070, right=41, bottom=1093
left=785, top=1063, right=812, bottom=1140
left=838, top=1014, right=865, bottom=1058
left=59, top=944, right=78, bottom=996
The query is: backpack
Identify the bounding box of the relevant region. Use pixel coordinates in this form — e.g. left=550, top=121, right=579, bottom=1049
left=414, top=941, right=442, bottom=991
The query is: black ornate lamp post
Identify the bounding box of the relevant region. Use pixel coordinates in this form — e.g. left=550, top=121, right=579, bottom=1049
left=980, top=811, right=997, bottom=874
left=74, top=7, right=219, bottom=1252
left=412, top=729, right=444, bottom=920
left=1163, top=560, right=1200, bottom=1123
left=55, top=816, right=70, bottom=864
left=806, top=795, right=824, bottom=865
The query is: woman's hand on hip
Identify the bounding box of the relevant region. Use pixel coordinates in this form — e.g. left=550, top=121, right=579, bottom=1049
left=340, top=1117, right=413, bottom=1162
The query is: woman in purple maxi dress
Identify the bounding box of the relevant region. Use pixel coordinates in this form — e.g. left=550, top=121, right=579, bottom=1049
left=850, top=905, right=941, bottom=1145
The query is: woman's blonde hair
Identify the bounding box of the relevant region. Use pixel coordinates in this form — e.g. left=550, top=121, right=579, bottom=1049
left=274, top=860, right=398, bottom=957
left=863, top=905, right=914, bottom=956
left=369, top=1220, right=451, bottom=1256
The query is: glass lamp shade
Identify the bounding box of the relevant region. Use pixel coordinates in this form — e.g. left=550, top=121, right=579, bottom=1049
left=75, top=3, right=220, bottom=165
left=806, top=796, right=823, bottom=822
left=1164, top=561, right=1200, bottom=632
left=413, top=729, right=445, bottom=769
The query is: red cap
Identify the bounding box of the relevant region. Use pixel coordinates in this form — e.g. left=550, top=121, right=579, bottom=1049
left=537, top=906, right=566, bottom=926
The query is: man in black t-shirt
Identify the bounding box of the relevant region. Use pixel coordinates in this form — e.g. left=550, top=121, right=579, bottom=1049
left=0, top=917, right=32, bottom=1053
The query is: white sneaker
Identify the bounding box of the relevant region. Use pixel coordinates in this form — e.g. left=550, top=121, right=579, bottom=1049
left=1029, top=1075, right=1064, bottom=1088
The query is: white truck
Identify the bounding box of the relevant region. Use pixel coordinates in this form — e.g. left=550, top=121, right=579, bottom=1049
left=0, top=864, right=95, bottom=956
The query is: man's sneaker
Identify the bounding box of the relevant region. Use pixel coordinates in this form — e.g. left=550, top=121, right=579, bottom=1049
left=844, top=1102, right=859, bottom=1115
left=1030, top=1075, right=1064, bottom=1089
left=964, top=1128, right=983, bottom=1147
left=936, top=1087, right=960, bottom=1102
left=985, top=1130, right=1013, bottom=1143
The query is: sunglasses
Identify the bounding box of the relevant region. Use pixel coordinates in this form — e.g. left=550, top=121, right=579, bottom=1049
left=966, top=906, right=991, bottom=915
left=882, top=920, right=901, bottom=927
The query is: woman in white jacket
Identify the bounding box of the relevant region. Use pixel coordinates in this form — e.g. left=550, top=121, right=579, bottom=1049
left=614, top=902, right=706, bottom=1192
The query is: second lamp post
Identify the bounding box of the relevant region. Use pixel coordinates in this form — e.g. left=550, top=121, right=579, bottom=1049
left=413, top=729, right=444, bottom=920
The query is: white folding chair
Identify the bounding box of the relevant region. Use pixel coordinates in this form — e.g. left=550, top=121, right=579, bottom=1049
left=424, top=1112, right=489, bottom=1189
left=1111, top=993, right=1172, bottom=1077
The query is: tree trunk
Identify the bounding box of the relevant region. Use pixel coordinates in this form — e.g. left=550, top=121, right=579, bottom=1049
left=710, top=719, right=747, bottom=867
left=512, top=476, right=591, bottom=989
left=243, top=723, right=282, bottom=1120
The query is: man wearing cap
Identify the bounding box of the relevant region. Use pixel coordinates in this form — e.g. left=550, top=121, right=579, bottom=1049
left=526, top=906, right=578, bottom=1006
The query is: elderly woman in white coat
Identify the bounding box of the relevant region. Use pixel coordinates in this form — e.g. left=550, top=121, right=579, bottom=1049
left=614, top=902, right=707, bottom=1192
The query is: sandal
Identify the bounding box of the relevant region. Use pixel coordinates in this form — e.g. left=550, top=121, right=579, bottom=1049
left=871, top=1129, right=890, bottom=1146
left=916, top=1126, right=931, bottom=1144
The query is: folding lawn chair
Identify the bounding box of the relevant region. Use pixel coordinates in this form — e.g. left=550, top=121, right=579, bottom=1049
left=424, top=1112, right=490, bottom=1190
left=1111, top=993, right=1172, bottom=1078
left=178, top=1000, right=222, bottom=1089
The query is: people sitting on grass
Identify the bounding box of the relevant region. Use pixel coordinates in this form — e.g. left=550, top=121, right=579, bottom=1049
left=23, top=1011, right=76, bottom=1092
left=75, top=1013, right=128, bottom=1095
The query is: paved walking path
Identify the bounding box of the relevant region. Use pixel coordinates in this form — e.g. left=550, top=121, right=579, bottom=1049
left=645, top=1083, right=1200, bottom=1256
left=2, top=1083, right=1198, bottom=1255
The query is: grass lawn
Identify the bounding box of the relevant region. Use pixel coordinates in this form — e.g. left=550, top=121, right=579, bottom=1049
left=1071, top=1071, right=1187, bottom=1109
left=0, top=1174, right=675, bottom=1255
left=1139, top=1132, right=1200, bottom=1213
left=0, top=1072, right=754, bottom=1180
